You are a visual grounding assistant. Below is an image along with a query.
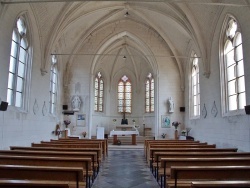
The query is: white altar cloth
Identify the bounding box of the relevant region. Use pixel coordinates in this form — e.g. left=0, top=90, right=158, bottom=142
left=110, top=130, right=139, bottom=137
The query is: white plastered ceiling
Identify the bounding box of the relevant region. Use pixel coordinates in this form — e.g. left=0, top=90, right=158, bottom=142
left=3, top=0, right=247, bottom=85
left=22, top=0, right=228, bottom=82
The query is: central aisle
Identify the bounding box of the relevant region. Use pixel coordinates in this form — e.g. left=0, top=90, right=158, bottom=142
left=92, top=149, right=160, bottom=188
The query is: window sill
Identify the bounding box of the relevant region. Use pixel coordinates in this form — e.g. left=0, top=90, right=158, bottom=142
left=222, top=109, right=246, bottom=117
left=189, top=115, right=200, bottom=120
left=6, top=105, right=28, bottom=114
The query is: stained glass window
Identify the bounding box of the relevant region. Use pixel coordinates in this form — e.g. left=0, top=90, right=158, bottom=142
left=145, top=73, right=154, bottom=113
left=94, top=72, right=104, bottom=112
left=118, top=75, right=131, bottom=113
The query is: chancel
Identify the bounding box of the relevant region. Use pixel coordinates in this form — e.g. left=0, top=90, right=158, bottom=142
left=1, top=1, right=250, bottom=187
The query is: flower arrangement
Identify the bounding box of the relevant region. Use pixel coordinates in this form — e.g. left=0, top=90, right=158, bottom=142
left=161, top=133, right=166, bottom=138
left=181, top=130, right=186, bottom=136
left=172, top=121, right=181, bottom=129
left=132, top=119, right=136, bottom=125
left=64, top=120, right=71, bottom=126
left=134, top=125, right=140, bottom=129
left=82, top=131, right=87, bottom=137
left=113, top=119, right=117, bottom=122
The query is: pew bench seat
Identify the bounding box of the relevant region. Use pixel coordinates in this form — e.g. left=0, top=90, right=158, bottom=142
left=0, top=180, right=70, bottom=188
left=191, top=180, right=250, bottom=187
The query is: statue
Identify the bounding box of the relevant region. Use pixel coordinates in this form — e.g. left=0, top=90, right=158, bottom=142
left=168, top=97, right=174, bottom=113
left=72, top=95, right=81, bottom=111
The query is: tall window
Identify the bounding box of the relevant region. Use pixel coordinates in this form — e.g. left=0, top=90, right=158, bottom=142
left=191, top=54, right=200, bottom=118
left=222, top=17, right=246, bottom=114
left=94, top=72, right=104, bottom=112
left=118, top=75, right=131, bottom=113
left=145, top=73, right=154, bottom=113
left=49, top=55, right=58, bottom=114
left=7, top=16, right=29, bottom=108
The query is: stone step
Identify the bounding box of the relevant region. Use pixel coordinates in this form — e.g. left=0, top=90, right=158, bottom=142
left=92, top=135, right=154, bottom=144
left=107, top=136, right=154, bottom=144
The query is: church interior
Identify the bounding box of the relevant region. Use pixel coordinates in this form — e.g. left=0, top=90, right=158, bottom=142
left=1, top=0, right=250, bottom=187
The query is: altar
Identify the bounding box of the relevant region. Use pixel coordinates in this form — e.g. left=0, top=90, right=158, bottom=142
left=116, top=125, right=134, bottom=131
left=110, top=130, right=139, bottom=145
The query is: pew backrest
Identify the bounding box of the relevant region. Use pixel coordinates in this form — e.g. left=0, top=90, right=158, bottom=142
left=170, top=166, right=250, bottom=188
left=0, top=165, right=84, bottom=188
left=10, top=146, right=102, bottom=160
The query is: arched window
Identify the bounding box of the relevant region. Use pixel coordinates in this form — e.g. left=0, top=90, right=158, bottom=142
left=145, top=73, right=154, bottom=113
left=94, top=72, right=104, bottom=112
left=191, top=54, right=200, bottom=118
left=221, top=17, right=246, bottom=114
left=118, top=75, right=131, bottom=113
left=49, top=55, right=58, bottom=114
left=7, top=16, right=30, bottom=109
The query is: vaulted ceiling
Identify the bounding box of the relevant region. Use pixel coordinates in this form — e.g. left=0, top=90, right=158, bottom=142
left=3, top=0, right=249, bottom=79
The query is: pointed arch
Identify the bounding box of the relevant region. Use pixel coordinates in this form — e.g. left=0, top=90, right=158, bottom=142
left=189, top=52, right=200, bottom=119
left=49, top=54, right=58, bottom=115
left=7, top=12, right=33, bottom=111
left=94, top=71, right=104, bottom=112
left=118, top=75, right=132, bottom=113
left=219, top=14, right=246, bottom=116
left=145, top=72, right=154, bottom=113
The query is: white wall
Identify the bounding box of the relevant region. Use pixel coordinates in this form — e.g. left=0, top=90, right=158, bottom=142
left=0, top=5, right=62, bottom=149
left=66, top=19, right=184, bottom=139
left=184, top=7, right=250, bottom=152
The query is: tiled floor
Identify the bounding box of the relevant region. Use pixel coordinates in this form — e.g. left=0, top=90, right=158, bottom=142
left=91, top=149, right=160, bottom=188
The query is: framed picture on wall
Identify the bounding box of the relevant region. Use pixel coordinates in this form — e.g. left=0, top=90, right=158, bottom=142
left=76, top=114, right=86, bottom=126
left=161, top=115, right=171, bottom=128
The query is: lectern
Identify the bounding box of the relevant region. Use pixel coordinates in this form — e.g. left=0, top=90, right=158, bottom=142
left=96, top=127, right=104, bottom=139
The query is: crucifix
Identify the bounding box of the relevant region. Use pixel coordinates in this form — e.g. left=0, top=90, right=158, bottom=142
left=121, top=111, right=128, bottom=125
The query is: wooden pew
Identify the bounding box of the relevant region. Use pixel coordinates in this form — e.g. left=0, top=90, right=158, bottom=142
left=191, top=180, right=250, bottom=187
left=0, top=165, right=84, bottom=188
left=53, top=138, right=108, bottom=157
left=32, top=142, right=101, bottom=149
left=31, top=143, right=103, bottom=159
left=162, top=157, right=250, bottom=188
left=147, top=143, right=214, bottom=161
left=0, top=150, right=99, bottom=177
left=147, top=147, right=237, bottom=168
left=169, top=166, right=250, bottom=188
left=48, top=140, right=107, bottom=157
left=0, top=155, right=92, bottom=188
left=153, top=151, right=250, bottom=180
left=144, top=140, right=200, bottom=156
left=10, top=146, right=102, bottom=162
left=0, top=180, right=70, bottom=187
left=146, top=143, right=216, bottom=160
left=148, top=147, right=237, bottom=163
left=146, top=142, right=208, bottom=158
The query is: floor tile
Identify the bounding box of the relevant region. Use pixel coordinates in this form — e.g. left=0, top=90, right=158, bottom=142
left=91, top=149, right=160, bottom=188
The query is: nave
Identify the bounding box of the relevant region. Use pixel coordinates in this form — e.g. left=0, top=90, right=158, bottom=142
left=92, top=149, right=160, bottom=188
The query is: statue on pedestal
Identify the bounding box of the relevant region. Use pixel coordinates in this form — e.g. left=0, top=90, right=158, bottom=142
left=72, top=95, right=81, bottom=111
left=167, top=97, right=174, bottom=113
